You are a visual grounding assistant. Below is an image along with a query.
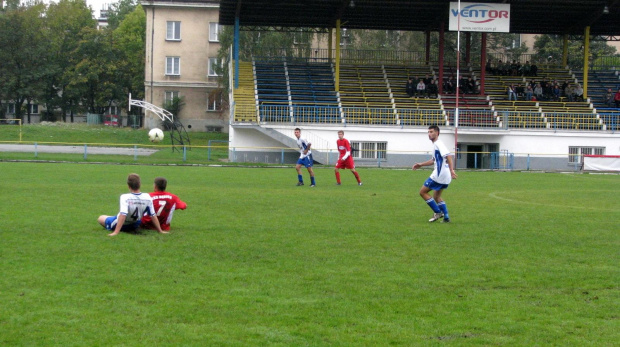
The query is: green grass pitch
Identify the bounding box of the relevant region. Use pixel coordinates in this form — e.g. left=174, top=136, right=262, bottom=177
left=0, top=162, right=618, bottom=345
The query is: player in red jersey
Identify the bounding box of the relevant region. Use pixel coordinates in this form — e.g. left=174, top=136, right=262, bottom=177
left=335, top=130, right=362, bottom=186
left=140, top=177, right=187, bottom=231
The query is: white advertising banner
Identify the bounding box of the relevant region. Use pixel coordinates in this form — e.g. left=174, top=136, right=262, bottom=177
left=449, top=2, right=511, bottom=32
left=583, top=155, right=620, bottom=171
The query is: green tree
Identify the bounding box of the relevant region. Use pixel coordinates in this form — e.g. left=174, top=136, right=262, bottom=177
left=45, top=0, right=96, bottom=121
left=112, top=4, right=146, bottom=115
left=533, top=34, right=616, bottom=68
left=105, top=0, right=137, bottom=31
left=0, top=1, right=50, bottom=122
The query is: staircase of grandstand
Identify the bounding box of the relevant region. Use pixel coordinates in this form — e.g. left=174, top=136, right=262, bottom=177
left=383, top=65, right=445, bottom=126
left=287, top=62, right=340, bottom=123
left=233, top=61, right=258, bottom=122
left=338, top=65, right=395, bottom=125
left=574, top=69, right=620, bottom=131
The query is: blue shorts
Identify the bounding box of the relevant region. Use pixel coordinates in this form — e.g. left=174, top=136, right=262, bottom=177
left=104, top=215, right=140, bottom=232
left=297, top=154, right=314, bottom=168
left=424, top=177, right=449, bottom=191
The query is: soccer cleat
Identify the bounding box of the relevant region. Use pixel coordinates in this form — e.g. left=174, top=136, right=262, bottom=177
left=441, top=218, right=451, bottom=223
left=296, top=182, right=304, bottom=186
left=358, top=182, right=363, bottom=186
left=310, top=184, right=316, bottom=187
left=336, top=183, right=341, bottom=186
left=428, top=212, right=444, bottom=222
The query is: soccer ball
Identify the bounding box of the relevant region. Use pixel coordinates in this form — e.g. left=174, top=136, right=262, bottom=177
left=148, top=128, right=164, bottom=143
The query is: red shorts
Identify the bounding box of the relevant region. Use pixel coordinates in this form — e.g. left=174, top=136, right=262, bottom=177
left=336, top=157, right=355, bottom=169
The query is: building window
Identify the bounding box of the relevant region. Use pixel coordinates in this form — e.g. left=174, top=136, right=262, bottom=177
left=568, top=146, right=605, bottom=164
left=351, top=141, right=387, bottom=160
left=165, top=57, right=180, bottom=75
left=208, top=90, right=222, bottom=111
left=27, top=104, right=39, bottom=114
left=165, top=91, right=179, bottom=105
left=208, top=57, right=221, bottom=76
left=7, top=103, right=15, bottom=114
left=166, top=21, right=181, bottom=41
left=209, top=22, right=220, bottom=42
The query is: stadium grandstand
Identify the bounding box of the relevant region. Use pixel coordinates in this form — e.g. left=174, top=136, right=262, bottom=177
left=220, top=0, right=620, bottom=170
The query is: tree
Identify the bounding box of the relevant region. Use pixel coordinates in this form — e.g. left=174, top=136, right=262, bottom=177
left=533, top=34, right=617, bottom=68
left=112, top=4, right=146, bottom=115
left=45, top=0, right=97, bottom=121
left=105, top=0, right=137, bottom=31
left=0, top=1, right=50, bottom=122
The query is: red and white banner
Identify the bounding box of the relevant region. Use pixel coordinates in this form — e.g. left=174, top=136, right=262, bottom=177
left=449, top=2, right=511, bottom=33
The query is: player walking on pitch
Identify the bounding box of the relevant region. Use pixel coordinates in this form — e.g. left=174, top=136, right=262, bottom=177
left=412, top=125, right=457, bottom=223
left=294, top=128, right=316, bottom=187
left=335, top=130, right=362, bottom=185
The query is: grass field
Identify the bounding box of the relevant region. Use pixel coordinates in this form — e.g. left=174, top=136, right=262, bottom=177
left=1, top=161, right=618, bottom=345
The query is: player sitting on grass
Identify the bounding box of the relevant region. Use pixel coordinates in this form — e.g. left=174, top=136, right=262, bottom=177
left=140, top=177, right=187, bottom=231
left=97, top=173, right=166, bottom=236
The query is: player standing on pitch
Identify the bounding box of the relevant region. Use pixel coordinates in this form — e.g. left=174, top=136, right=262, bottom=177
left=412, top=125, right=457, bottom=223
left=294, top=128, right=316, bottom=187
left=335, top=130, right=362, bottom=185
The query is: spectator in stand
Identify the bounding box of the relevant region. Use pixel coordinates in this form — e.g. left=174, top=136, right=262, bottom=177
left=543, top=81, right=554, bottom=100
left=507, top=84, right=517, bottom=101
left=530, top=63, right=538, bottom=77
left=525, top=84, right=534, bottom=101
left=552, top=85, right=562, bottom=101
left=427, top=79, right=439, bottom=98
left=486, top=58, right=495, bottom=75
left=423, top=74, right=432, bottom=86
left=522, top=61, right=532, bottom=76
left=406, top=77, right=416, bottom=98
left=416, top=79, right=426, bottom=98
left=561, top=80, right=570, bottom=97
left=497, top=61, right=507, bottom=76
left=614, top=88, right=620, bottom=108
left=574, top=84, right=584, bottom=102
left=467, top=77, right=477, bottom=94
left=603, top=88, right=614, bottom=107
left=515, top=83, right=525, bottom=100
left=510, top=60, right=519, bottom=76
left=566, top=85, right=576, bottom=102
left=444, top=77, right=455, bottom=94
left=534, top=83, right=544, bottom=100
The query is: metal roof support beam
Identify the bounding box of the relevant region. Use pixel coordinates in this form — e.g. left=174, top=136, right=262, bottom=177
left=335, top=19, right=341, bottom=92
left=562, top=35, right=568, bottom=68
left=438, top=22, right=444, bottom=95
left=583, top=26, right=590, bottom=99
left=480, top=33, right=487, bottom=96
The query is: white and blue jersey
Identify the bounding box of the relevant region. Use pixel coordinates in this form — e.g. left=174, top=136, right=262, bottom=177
left=296, top=137, right=313, bottom=167
left=104, top=192, right=156, bottom=231
left=429, top=139, right=452, bottom=185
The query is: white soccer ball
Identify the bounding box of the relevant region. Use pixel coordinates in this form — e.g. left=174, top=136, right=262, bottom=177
left=148, top=128, right=164, bottom=143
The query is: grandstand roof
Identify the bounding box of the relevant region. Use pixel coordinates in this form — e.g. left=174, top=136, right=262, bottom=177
left=219, top=0, right=620, bottom=36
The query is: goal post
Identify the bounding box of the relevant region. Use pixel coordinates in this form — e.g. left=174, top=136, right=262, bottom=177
left=0, top=118, right=23, bottom=142
left=583, top=155, right=620, bottom=172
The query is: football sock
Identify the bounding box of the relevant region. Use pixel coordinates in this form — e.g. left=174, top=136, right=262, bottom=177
left=438, top=201, right=449, bottom=219
left=335, top=172, right=341, bottom=184
left=298, top=174, right=303, bottom=183
left=425, top=198, right=441, bottom=213
left=310, top=176, right=316, bottom=185
left=353, top=171, right=361, bottom=183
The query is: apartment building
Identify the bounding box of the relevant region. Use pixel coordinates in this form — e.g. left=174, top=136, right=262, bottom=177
left=142, top=0, right=224, bottom=132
